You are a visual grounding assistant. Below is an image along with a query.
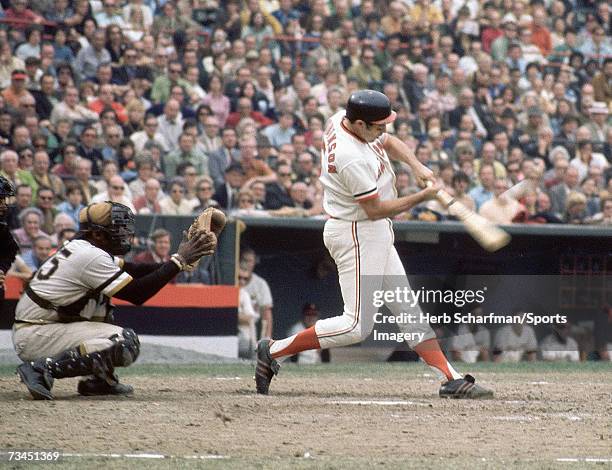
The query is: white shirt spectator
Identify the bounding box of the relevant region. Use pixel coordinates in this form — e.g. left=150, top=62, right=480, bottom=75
left=450, top=324, right=491, bottom=363
left=493, top=324, right=538, bottom=362
left=238, top=288, right=260, bottom=358
left=540, top=333, right=580, bottom=362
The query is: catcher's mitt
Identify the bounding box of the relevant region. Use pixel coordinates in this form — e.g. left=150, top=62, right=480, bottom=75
left=185, top=207, right=227, bottom=271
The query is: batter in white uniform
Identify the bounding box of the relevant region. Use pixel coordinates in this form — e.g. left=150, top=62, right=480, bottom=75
left=255, top=90, right=493, bottom=398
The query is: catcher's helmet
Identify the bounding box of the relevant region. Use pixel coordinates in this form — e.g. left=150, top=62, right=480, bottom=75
left=0, top=175, right=15, bottom=220
left=79, top=201, right=135, bottom=255
left=345, top=90, right=397, bottom=125
left=0, top=175, right=15, bottom=198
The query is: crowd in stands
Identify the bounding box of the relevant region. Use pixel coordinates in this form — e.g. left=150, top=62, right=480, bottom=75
left=0, top=0, right=611, bottom=276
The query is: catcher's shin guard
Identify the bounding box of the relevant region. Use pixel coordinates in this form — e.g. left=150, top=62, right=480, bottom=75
left=38, top=329, right=140, bottom=381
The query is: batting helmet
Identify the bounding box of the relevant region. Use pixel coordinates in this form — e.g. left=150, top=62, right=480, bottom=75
left=79, top=201, right=135, bottom=255
left=345, top=90, right=397, bottom=125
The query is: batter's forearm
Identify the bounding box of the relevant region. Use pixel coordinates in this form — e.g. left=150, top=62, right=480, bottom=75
left=360, top=192, right=428, bottom=220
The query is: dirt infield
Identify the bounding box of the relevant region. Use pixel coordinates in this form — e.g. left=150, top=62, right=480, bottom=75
left=0, top=363, right=610, bottom=469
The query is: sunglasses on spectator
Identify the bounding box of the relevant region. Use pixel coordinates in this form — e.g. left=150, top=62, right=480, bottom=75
left=278, top=172, right=291, bottom=177
left=111, top=185, right=124, bottom=190
left=39, top=195, right=53, bottom=200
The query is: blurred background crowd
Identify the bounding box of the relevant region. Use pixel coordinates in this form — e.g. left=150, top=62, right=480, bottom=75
left=0, top=0, right=611, bottom=263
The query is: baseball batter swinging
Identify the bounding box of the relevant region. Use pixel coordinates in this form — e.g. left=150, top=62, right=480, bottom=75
left=256, top=90, right=493, bottom=398
left=14, top=201, right=216, bottom=400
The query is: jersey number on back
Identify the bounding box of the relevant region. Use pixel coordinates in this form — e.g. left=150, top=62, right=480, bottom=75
left=36, top=248, right=72, bottom=281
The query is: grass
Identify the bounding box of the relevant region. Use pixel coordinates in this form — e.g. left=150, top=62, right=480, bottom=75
left=1, top=360, right=609, bottom=379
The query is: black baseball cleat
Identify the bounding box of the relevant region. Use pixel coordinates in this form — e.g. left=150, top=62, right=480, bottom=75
left=17, top=361, right=54, bottom=400
left=255, top=339, right=280, bottom=395
left=439, top=374, right=493, bottom=399
left=77, top=378, right=134, bottom=396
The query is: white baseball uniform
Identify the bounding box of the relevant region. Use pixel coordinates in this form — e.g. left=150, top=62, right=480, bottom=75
left=274, top=111, right=437, bottom=353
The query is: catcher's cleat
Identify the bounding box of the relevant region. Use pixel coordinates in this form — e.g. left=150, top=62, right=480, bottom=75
left=77, top=378, right=134, bottom=396
left=17, top=361, right=54, bottom=400
left=439, top=374, right=493, bottom=399
left=255, top=339, right=280, bottom=395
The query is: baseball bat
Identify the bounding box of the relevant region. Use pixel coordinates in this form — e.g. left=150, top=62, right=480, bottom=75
left=427, top=182, right=511, bottom=252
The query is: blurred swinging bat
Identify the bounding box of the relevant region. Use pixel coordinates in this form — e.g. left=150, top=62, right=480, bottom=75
left=427, top=182, right=511, bottom=252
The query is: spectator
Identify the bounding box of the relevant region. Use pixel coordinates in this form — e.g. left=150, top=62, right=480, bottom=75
left=92, top=174, right=135, bottom=212
left=164, top=132, right=209, bottom=179
left=240, top=247, right=274, bottom=339
left=130, top=114, right=168, bottom=154
left=450, top=311, right=491, bottom=363
left=563, top=191, right=588, bottom=224
left=34, top=186, right=58, bottom=235
left=208, top=127, right=240, bottom=188
left=12, top=207, right=48, bottom=250
left=288, top=303, right=329, bottom=364
left=493, top=320, right=538, bottom=362
left=192, top=176, right=220, bottom=213
left=55, top=183, right=84, bottom=229
left=31, top=150, right=65, bottom=201
left=6, top=183, right=32, bottom=230
left=21, top=234, right=52, bottom=271
left=159, top=178, right=193, bottom=215
left=133, top=178, right=163, bottom=215
left=202, top=73, right=231, bottom=128
left=48, top=212, right=76, bottom=246
left=587, top=196, right=612, bottom=226
left=72, top=157, right=98, bottom=205
left=88, top=84, right=128, bottom=124
left=540, top=323, right=580, bottom=362
left=198, top=115, right=222, bottom=154
left=548, top=166, right=580, bottom=218
left=262, top=111, right=296, bottom=147
left=133, top=228, right=173, bottom=265
left=2, top=70, right=32, bottom=109
left=157, top=99, right=184, bottom=152
left=74, top=30, right=111, bottom=81
left=468, top=163, right=496, bottom=210
left=238, top=263, right=260, bottom=359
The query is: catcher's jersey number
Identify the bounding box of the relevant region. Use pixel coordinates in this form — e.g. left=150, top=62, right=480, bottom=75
left=37, top=248, right=72, bottom=281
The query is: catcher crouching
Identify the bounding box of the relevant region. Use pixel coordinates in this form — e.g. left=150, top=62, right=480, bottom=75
left=13, top=201, right=217, bottom=400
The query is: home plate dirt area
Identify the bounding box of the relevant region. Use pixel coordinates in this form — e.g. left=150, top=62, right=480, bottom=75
left=0, top=362, right=610, bottom=469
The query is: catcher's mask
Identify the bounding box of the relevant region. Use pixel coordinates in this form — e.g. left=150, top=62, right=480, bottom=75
left=79, top=201, right=135, bottom=255
left=0, top=175, right=15, bottom=218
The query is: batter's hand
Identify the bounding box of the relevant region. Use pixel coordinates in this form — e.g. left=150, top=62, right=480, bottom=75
left=422, top=181, right=442, bottom=200
left=0, top=270, right=5, bottom=287
left=413, top=164, right=435, bottom=188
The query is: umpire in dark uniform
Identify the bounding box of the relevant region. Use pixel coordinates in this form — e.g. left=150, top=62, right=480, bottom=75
left=0, top=176, right=19, bottom=311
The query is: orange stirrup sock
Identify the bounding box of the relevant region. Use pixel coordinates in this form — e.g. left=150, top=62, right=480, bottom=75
left=413, top=338, right=461, bottom=381
left=269, top=327, right=321, bottom=359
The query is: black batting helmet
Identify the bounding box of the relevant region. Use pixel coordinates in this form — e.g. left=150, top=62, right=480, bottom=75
left=79, top=201, right=135, bottom=255
left=345, top=90, right=397, bottom=125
